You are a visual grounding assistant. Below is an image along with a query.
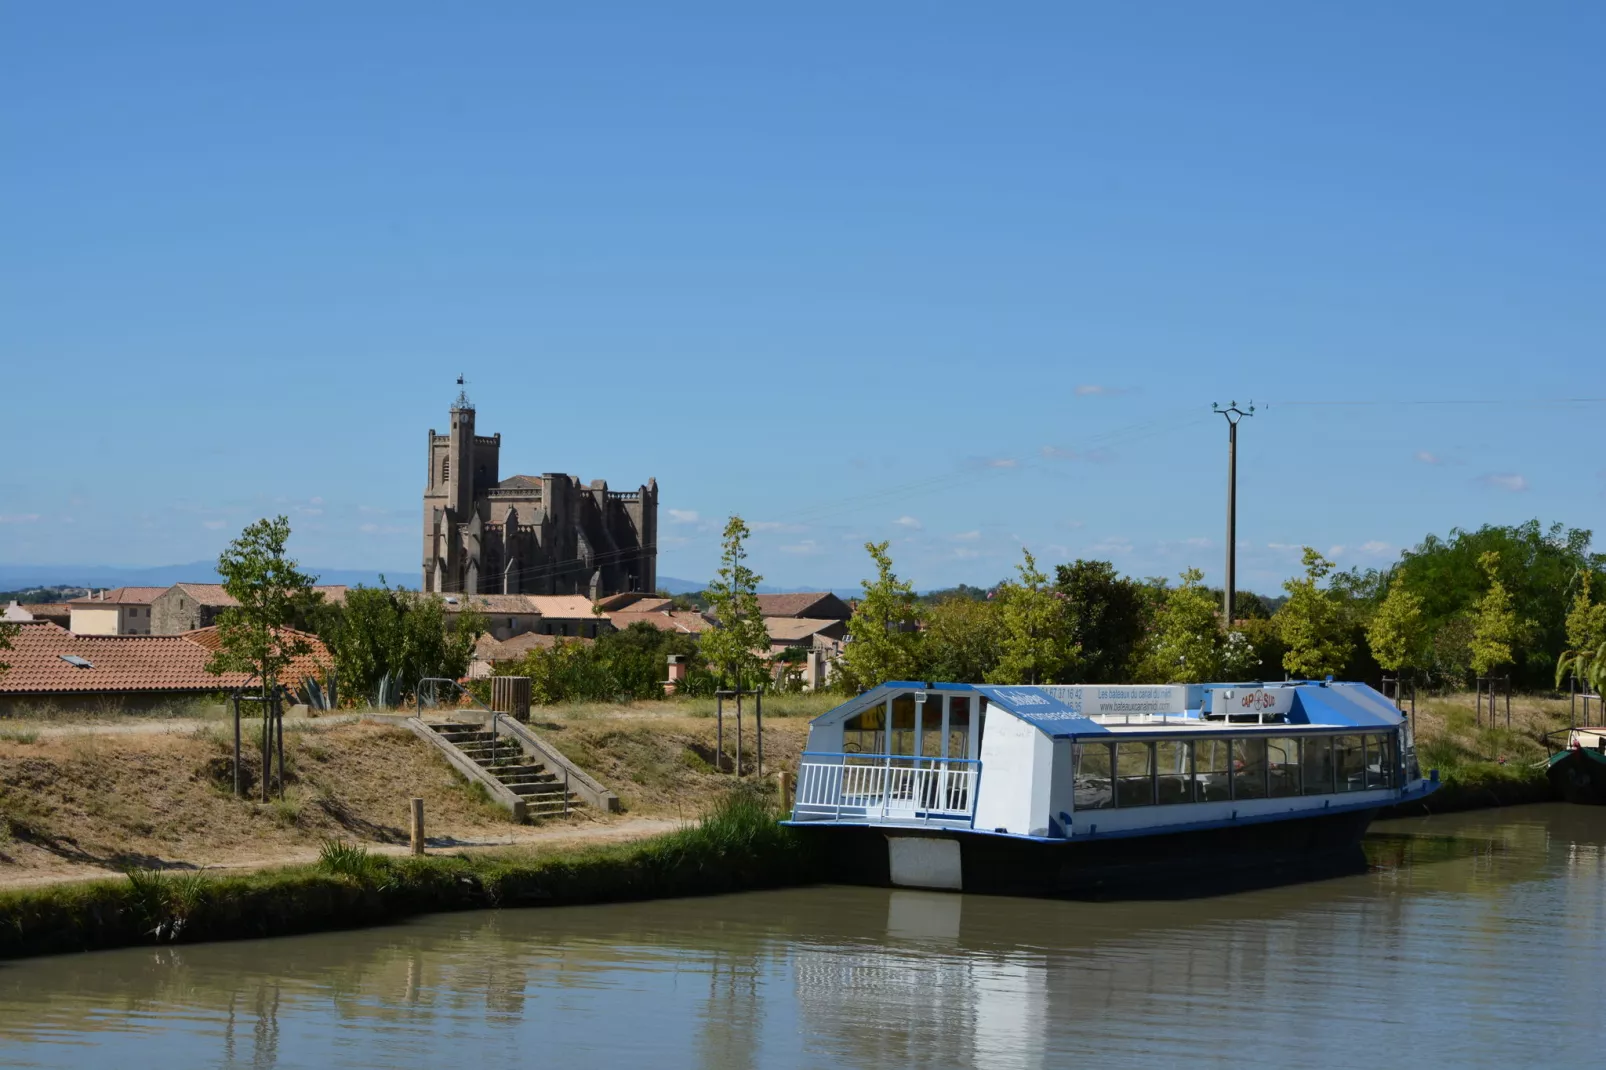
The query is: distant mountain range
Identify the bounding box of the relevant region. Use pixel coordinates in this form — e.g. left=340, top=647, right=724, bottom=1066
left=0, top=564, right=857, bottom=600
left=0, top=562, right=404, bottom=591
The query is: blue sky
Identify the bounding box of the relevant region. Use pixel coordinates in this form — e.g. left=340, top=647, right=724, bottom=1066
left=3, top=2, right=1603, bottom=593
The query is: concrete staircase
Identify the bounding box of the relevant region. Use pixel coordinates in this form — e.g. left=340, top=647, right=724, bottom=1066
left=426, top=722, right=580, bottom=818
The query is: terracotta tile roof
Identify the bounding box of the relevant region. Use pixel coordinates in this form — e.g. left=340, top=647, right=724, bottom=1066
left=445, top=594, right=544, bottom=614
left=764, top=617, right=847, bottom=643
left=171, top=583, right=348, bottom=607
left=609, top=609, right=713, bottom=634
left=524, top=595, right=599, bottom=619
left=179, top=626, right=332, bottom=685
left=20, top=604, right=71, bottom=625
left=68, top=586, right=170, bottom=606
left=754, top=592, right=852, bottom=620
left=594, top=593, right=672, bottom=613
left=0, top=621, right=331, bottom=696
left=472, top=631, right=589, bottom=664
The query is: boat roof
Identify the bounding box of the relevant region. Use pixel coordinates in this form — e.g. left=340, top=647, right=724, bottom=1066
left=810, top=680, right=1403, bottom=738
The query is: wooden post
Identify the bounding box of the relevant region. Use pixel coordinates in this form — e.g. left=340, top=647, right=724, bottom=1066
left=410, top=798, right=425, bottom=855
left=275, top=690, right=286, bottom=801
left=736, top=689, right=744, bottom=777
left=756, top=690, right=764, bottom=777
left=716, top=692, right=724, bottom=773
left=232, top=692, right=242, bottom=798
left=260, top=687, right=271, bottom=803
left=777, top=769, right=790, bottom=811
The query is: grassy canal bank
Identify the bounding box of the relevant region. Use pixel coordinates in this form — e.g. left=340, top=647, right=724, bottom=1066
left=0, top=790, right=815, bottom=961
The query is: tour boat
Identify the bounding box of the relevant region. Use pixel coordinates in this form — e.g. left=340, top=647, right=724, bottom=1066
left=1547, top=727, right=1606, bottom=805
left=785, top=679, right=1439, bottom=896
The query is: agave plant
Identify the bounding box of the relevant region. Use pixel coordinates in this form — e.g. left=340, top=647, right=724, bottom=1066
left=371, top=672, right=401, bottom=709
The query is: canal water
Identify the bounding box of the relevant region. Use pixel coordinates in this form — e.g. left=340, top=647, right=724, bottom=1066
left=2, top=804, right=1604, bottom=1069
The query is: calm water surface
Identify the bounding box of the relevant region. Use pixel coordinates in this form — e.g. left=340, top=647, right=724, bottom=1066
left=2, top=804, right=1605, bottom=1069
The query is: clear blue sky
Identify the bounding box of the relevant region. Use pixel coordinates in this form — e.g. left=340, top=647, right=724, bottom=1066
left=4, top=2, right=1603, bottom=593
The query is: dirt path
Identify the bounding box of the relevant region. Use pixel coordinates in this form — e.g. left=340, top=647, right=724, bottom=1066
left=0, top=816, right=685, bottom=891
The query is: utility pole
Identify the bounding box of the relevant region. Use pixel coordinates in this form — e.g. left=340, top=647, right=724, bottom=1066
left=1212, top=401, right=1254, bottom=624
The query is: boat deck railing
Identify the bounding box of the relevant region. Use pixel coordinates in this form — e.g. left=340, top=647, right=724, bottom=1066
left=792, top=752, right=980, bottom=826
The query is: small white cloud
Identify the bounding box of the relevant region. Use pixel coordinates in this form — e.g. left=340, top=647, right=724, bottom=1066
left=1090, top=536, right=1134, bottom=555
left=986, top=458, right=1018, bottom=469
left=668, top=509, right=700, bottom=524
left=1184, top=537, right=1211, bottom=548
left=1327, top=545, right=1346, bottom=558
left=359, top=522, right=408, bottom=535
left=780, top=539, right=822, bottom=555
left=1040, top=445, right=1078, bottom=460
left=310, top=496, right=324, bottom=506
left=1359, top=540, right=1394, bottom=556
left=202, top=519, right=226, bottom=530
left=894, top=516, right=922, bottom=530
left=1266, top=542, right=1302, bottom=553
left=1477, top=473, right=1529, bottom=493
left=951, top=530, right=982, bottom=542
left=953, top=547, right=980, bottom=559
left=1415, top=451, right=1441, bottom=465
left=751, top=520, right=806, bottom=533
left=0, top=513, right=40, bottom=524
left=1074, top=384, right=1124, bottom=397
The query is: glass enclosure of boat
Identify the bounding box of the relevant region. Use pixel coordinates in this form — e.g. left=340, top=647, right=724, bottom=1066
left=1072, top=731, right=1400, bottom=810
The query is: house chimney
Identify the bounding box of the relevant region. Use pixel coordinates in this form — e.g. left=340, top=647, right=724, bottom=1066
left=665, top=654, right=686, bottom=695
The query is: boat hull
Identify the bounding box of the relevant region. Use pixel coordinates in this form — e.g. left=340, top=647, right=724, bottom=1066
left=797, top=809, right=1379, bottom=899
left=1548, top=748, right=1606, bottom=805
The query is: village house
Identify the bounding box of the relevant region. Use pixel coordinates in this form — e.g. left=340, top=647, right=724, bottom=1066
left=147, top=583, right=348, bottom=635
left=444, top=593, right=607, bottom=641
left=66, top=587, right=169, bottom=635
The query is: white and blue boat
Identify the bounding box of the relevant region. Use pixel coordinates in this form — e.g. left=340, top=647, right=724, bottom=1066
left=785, top=680, right=1439, bottom=896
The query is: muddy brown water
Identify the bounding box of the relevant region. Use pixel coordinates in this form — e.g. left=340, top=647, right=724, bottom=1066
left=2, top=804, right=1604, bottom=1068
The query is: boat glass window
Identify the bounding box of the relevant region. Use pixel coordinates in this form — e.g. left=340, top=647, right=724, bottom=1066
left=1195, top=738, right=1231, bottom=802
left=919, top=695, right=944, bottom=758
left=1072, top=742, right=1114, bottom=810
left=842, top=706, right=885, bottom=755
left=1156, top=739, right=1193, bottom=804
left=889, top=693, right=917, bottom=756
left=1301, top=735, right=1335, bottom=795
left=1365, top=733, right=1393, bottom=789
left=1267, top=737, right=1300, bottom=797
left=1232, top=738, right=1268, bottom=800
left=1334, top=735, right=1366, bottom=791
left=1115, top=741, right=1156, bottom=807
left=947, top=697, right=971, bottom=762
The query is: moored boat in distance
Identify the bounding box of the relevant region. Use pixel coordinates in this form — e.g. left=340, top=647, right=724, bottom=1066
left=785, top=679, right=1439, bottom=897
left=1547, top=727, right=1606, bottom=804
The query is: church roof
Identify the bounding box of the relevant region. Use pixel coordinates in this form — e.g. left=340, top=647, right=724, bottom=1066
left=498, top=475, right=543, bottom=490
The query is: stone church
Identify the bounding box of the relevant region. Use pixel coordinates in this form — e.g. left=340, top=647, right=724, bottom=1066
left=422, top=397, right=657, bottom=597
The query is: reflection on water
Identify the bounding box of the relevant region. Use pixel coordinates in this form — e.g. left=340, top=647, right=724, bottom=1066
left=2, top=805, right=1605, bottom=1068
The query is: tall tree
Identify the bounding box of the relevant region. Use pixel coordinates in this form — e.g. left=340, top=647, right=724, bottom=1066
left=1367, top=582, right=1429, bottom=678
left=205, top=517, right=316, bottom=697
left=840, top=540, right=922, bottom=690
left=1137, top=567, right=1223, bottom=683
left=700, top=516, right=770, bottom=691
left=987, top=548, right=1077, bottom=685
left=1054, top=559, right=1146, bottom=683
left=1275, top=548, right=1354, bottom=679
left=1470, top=550, right=1525, bottom=679
left=1557, top=572, right=1606, bottom=694
left=0, top=619, right=16, bottom=683
left=919, top=597, right=1002, bottom=683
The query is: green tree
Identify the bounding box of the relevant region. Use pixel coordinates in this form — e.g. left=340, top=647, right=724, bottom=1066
left=1275, top=548, right=1354, bottom=679
left=699, top=517, right=770, bottom=691
left=0, top=619, right=16, bottom=683
left=986, top=548, right=1077, bottom=685
left=1556, top=572, right=1606, bottom=694
left=919, top=596, right=1002, bottom=683
left=840, top=540, right=922, bottom=690
left=205, top=517, right=316, bottom=697
left=1469, top=550, right=1525, bottom=678
left=1137, top=568, right=1222, bottom=683
left=329, top=583, right=484, bottom=700
left=1053, top=559, right=1146, bottom=682
left=1367, top=582, right=1429, bottom=677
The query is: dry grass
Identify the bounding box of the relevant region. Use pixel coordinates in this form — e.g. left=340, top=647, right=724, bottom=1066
left=1412, top=691, right=1573, bottom=772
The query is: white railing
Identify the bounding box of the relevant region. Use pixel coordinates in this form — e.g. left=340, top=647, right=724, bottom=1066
left=793, top=752, right=980, bottom=824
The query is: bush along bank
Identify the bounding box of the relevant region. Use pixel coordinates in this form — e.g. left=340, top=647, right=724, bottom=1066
left=1377, top=760, right=1554, bottom=818
left=0, top=789, right=818, bottom=962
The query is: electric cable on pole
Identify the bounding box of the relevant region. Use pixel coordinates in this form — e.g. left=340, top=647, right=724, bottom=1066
left=1212, top=401, right=1254, bottom=624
